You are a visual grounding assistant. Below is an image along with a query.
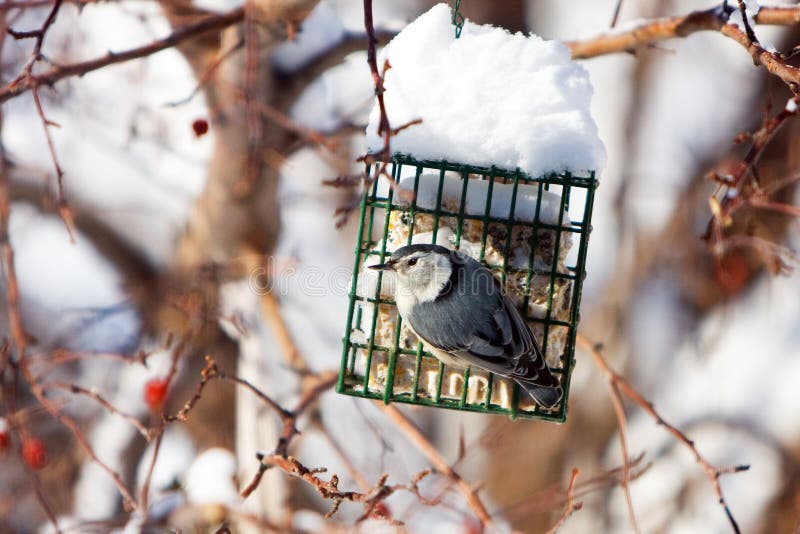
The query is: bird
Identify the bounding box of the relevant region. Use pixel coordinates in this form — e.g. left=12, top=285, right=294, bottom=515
left=369, top=243, right=563, bottom=409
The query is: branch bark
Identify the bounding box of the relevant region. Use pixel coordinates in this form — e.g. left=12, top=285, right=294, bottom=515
left=567, top=6, right=800, bottom=91
left=577, top=334, right=750, bottom=534
left=379, top=404, right=496, bottom=530
left=1, top=7, right=245, bottom=104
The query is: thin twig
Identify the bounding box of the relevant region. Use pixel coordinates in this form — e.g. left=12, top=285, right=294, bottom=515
left=567, top=6, right=800, bottom=92
left=166, top=355, right=219, bottom=422
left=608, top=381, right=640, bottom=534
left=252, top=454, right=431, bottom=521
left=5, top=5, right=800, bottom=106
left=28, top=349, right=150, bottom=379
left=379, top=404, right=495, bottom=530
left=169, top=354, right=335, bottom=498
left=0, top=7, right=246, bottom=104
left=139, top=427, right=164, bottom=513
left=0, top=79, right=27, bottom=371
left=0, top=28, right=62, bottom=526
left=545, top=467, right=582, bottom=534
left=360, top=0, right=419, bottom=207
left=259, top=291, right=310, bottom=372
left=496, top=455, right=650, bottom=519
left=736, top=0, right=758, bottom=44
left=139, top=330, right=195, bottom=512
left=23, top=378, right=139, bottom=510
left=610, top=0, right=624, bottom=28
left=185, top=351, right=434, bottom=520
left=7, top=0, right=77, bottom=236
left=577, top=334, right=749, bottom=534
left=1, top=0, right=88, bottom=10
left=363, top=0, right=391, bottom=165
left=165, top=36, right=244, bottom=107
left=703, top=96, right=800, bottom=262
left=43, top=381, right=151, bottom=440
left=240, top=370, right=338, bottom=496
left=314, top=421, right=372, bottom=491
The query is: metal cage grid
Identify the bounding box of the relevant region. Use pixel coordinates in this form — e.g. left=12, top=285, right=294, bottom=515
left=337, top=154, right=597, bottom=421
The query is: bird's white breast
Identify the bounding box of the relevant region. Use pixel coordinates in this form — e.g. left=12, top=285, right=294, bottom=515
left=395, top=284, right=416, bottom=319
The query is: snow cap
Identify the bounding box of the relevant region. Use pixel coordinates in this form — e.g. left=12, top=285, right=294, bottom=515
left=366, top=3, right=606, bottom=178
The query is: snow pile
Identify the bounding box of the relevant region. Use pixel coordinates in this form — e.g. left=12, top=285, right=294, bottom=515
left=135, top=426, right=196, bottom=518
left=366, top=3, right=605, bottom=177
left=397, top=174, right=564, bottom=224
left=185, top=448, right=239, bottom=507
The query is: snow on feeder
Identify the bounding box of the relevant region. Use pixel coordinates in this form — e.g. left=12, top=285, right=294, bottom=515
left=337, top=4, right=604, bottom=421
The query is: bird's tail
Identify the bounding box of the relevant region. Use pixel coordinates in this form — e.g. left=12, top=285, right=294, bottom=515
left=516, top=380, right=563, bottom=410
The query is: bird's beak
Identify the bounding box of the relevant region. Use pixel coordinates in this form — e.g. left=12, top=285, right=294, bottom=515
left=368, top=259, right=396, bottom=271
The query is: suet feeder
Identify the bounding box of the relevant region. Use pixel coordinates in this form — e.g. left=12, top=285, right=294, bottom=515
left=337, top=155, right=597, bottom=421
left=336, top=3, right=602, bottom=421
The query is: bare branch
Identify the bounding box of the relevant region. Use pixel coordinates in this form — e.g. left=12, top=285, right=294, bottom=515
left=379, top=404, right=495, bottom=530
left=43, top=381, right=151, bottom=440
left=24, top=380, right=139, bottom=510
left=577, top=334, right=750, bottom=534
left=0, top=7, right=245, bottom=104
left=0, top=116, right=27, bottom=370
left=165, top=36, right=244, bottom=107
left=703, top=96, right=800, bottom=264
left=567, top=6, right=800, bottom=91
left=253, top=454, right=431, bottom=521
left=610, top=0, right=623, bottom=28
left=736, top=0, right=759, bottom=44
left=609, top=382, right=640, bottom=534
left=545, top=467, right=582, bottom=534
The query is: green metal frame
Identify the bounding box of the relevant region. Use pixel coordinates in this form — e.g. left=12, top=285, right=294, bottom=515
left=337, top=154, right=597, bottom=421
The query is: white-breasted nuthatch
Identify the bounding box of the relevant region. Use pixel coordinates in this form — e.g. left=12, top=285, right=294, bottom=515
left=369, top=244, right=562, bottom=409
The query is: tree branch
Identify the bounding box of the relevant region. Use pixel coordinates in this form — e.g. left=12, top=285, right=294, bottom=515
left=577, top=334, right=750, bottom=534
left=379, top=404, right=496, bottom=530
left=545, top=467, right=582, bottom=534
left=0, top=6, right=245, bottom=104
left=567, top=6, right=800, bottom=91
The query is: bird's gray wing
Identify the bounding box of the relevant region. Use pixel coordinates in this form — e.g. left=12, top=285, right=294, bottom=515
left=454, top=293, right=557, bottom=388
left=407, top=256, right=557, bottom=388
left=490, top=294, right=559, bottom=388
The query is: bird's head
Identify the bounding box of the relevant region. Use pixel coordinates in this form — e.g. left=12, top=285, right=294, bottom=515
left=369, top=244, right=454, bottom=303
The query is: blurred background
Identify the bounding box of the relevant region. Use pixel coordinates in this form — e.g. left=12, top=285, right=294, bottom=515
left=2, top=0, right=800, bottom=532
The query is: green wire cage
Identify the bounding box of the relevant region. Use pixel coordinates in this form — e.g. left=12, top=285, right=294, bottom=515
left=337, top=154, right=597, bottom=421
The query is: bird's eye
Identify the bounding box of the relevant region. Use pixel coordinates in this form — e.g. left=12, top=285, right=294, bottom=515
left=407, top=257, right=418, bottom=266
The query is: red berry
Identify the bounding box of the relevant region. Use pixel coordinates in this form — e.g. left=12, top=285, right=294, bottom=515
left=0, top=418, right=8, bottom=450
left=191, top=118, right=209, bottom=137
left=22, top=438, right=47, bottom=470
left=462, top=519, right=483, bottom=534
left=370, top=502, right=391, bottom=519
left=716, top=250, right=750, bottom=295
left=144, top=378, right=169, bottom=408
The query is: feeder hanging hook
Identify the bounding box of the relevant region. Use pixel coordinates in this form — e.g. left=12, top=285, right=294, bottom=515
left=452, top=0, right=464, bottom=38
